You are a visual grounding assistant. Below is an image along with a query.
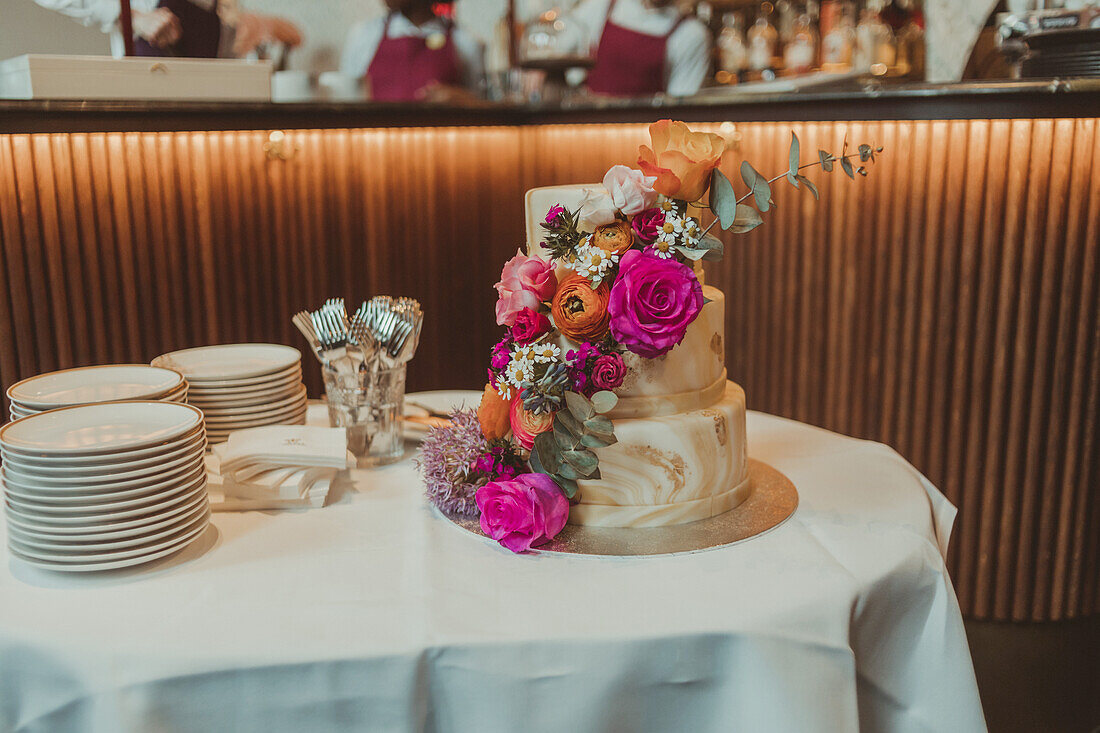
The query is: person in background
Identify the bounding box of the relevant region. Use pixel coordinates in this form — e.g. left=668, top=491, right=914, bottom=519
left=33, top=0, right=302, bottom=59
left=340, top=0, right=484, bottom=102
left=570, top=0, right=709, bottom=97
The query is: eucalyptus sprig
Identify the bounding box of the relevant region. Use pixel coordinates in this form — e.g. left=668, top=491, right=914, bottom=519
left=529, top=390, right=618, bottom=500
left=703, top=133, right=882, bottom=240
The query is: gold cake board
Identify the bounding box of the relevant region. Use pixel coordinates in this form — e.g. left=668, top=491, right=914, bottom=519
left=439, top=459, right=798, bottom=557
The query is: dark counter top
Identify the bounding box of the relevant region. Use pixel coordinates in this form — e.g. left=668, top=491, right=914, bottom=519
left=2, top=78, right=1098, bottom=133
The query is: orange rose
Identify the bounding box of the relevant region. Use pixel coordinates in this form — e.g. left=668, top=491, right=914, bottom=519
left=509, top=395, right=554, bottom=450
left=477, top=383, right=511, bottom=440
left=591, top=221, right=634, bottom=257
left=551, top=274, right=611, bottom=342
left=637, top=120, right=727, bottom=203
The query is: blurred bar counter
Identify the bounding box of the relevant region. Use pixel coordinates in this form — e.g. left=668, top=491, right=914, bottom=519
left=1, top=78, right=1099, bottom=132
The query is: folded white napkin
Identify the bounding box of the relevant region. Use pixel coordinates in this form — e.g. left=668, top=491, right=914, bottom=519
left=204, top=426, right=353, bottom=511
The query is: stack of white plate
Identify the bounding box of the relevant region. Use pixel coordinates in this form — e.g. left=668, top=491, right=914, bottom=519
left=6, top=365, right=187, bottom=422
left=152, top=344, right=306, bottom=445
left=0, top=401, right=210, bottom=573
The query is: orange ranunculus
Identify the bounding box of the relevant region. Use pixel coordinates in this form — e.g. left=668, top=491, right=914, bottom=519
left=637, top=120, right=727, bottom=203
left=551, top=274, right=611, bottom=342
left=591, top=220, right=634, bottom=257
left=477, top=383, right=511, bottom=440
left=509, top=395, right=554, bottom=450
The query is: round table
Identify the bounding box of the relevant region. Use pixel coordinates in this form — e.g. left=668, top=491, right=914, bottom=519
left=0, top=399, right=987, bottom=732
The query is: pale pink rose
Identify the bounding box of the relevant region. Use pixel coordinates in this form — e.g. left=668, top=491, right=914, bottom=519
left=494, top=250, right=557, bottom=326
left=577, top=187, right=618, bottom=231
left=602, top=165, right=658, bottom=216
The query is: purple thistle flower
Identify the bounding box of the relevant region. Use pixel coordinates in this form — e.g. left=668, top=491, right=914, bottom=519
left=416, top=410, right=491, bottom=517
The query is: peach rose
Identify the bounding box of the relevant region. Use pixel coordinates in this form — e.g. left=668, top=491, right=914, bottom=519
left=591, top=221, right=634, bottom=257
left=509, top=395, right=554, bottom=450
left=637, top=120, right=727, bottom=203
left=551, top=274, right=611, bottom=343
left=478, top=384, right=511, bottom=440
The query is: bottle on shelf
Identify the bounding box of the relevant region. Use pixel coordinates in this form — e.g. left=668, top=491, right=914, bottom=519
left=783, top=9, right=819, bottom=74
left=717, top=12, right=749, bottom=82
left=854, top=0, right=897, bottom=74
left=820, top=0, right=856, bottom=70
left=747, top=8, right=779, bottom=74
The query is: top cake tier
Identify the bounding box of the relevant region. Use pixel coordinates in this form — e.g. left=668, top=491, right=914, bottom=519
left=526, top=185, right=727, bottom=419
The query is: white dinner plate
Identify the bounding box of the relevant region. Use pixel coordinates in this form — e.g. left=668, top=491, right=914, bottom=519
left=152, top=344, right=301, bottom=382
left=0, top=425, right=205, bottom=468
left=7, top=365, right=184, bottom=410
left=184, top=385, right=305, bottom=411
left=3, top=475, right=206, bottom=524
left=4, top=465, right=205, bottom=513
left=0, top=432, right=206, bottom=479
left=184, top=368, right=303, bottom=396
left=401, top=390, right=483, bottom=439
left=4, top=485, right=207, bottom=536
left=194, top=384, right=308, bottom=417
left=0, top=402, right=204, bottom=457
left=2, top=453, right=205, bottom=500
left=7, top=521, right=209, bottom=572
left=7, top=502, right=209, bottom=552
left=204, top=405, right=307, bottom=431
left=7, top=512, right=209, bottom=564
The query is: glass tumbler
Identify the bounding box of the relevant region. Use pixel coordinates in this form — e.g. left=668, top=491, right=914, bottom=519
left=322, top=363, right=406, bottom=467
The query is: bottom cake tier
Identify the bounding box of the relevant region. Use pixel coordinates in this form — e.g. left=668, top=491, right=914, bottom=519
left=569, top=382, right=750, bottom=528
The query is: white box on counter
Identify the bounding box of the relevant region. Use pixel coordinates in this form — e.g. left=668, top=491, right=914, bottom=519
left=0, top=54, right=272, bottom=101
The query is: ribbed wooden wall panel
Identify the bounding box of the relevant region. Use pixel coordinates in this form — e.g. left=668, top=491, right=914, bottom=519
left=0, top=120, right=1096, bottom=620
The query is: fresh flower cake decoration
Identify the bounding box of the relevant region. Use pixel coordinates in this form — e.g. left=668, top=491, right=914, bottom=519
left=419, top=120, right=880, bottom=553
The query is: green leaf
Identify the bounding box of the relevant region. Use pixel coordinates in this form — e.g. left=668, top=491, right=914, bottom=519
left=588, top=466, right=602, bottom=480
left=786, top=132, right=800, bottom=187
left=840, top=156, right=855, bottom=179
left=556, top=462, right=580, bottom=480
left=673, top=244, right=708, bottom=262
left=858, top=144, right=872, bottom=162
left=590, top=390, right=618, bottom=414
left=709, top=168, right=738, bottom=230
left=562, top=449, right=599, bottom=477
left=797, top=174, right=819, bottom=201
left=553, top=421, right=576, bottom=451
left=528, top=444, right=546, bottom=474
left=583, top=414, right=614, bottom=436
left=740, top=161, right=772, bottom=213
left=818, top=149, right=834, bottom=172
left=729, top=204, right=763, bottom=234
left=556, top=409, right=584, bottom=437
left=564, top=390, right=595, bottom=422
left=533, top=432, right=560, bottom=473
left=554, top=475, right=578, bottom=499
left=580, top=432, right=616, bottom=448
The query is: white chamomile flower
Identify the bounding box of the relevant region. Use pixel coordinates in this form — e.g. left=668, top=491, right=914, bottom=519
left=505, top=359, right=532, bottom=388
left=651, top=240, right=675, bottom=259
left=533, top=343, right=561, bottom=363
left=495, top=381, right=513, bottom=400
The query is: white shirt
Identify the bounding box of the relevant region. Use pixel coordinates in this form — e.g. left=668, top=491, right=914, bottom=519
left=568, top=0, right=710, bottom=96
left=339, top=14, right=485, bottom=93
left=33, top=0, right=237, bottom=58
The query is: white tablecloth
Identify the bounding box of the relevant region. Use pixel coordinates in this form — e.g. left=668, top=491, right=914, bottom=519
left=0, top=404, right=986, bottom=733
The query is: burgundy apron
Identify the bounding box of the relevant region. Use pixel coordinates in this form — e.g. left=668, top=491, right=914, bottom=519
left=134, top=0, right=221, bottom=58
left=586, top=0, right=685, bottom=97
left=364, top=15, right=461, bottom=102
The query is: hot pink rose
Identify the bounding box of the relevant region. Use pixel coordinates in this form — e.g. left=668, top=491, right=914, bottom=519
left=511, top=308, right=552, bottom=344
left=509, top=395, right=554, bottom=450
left=494, top=250, right=557, bottom=326
left=603, top=165, right=658, bottom=216
left=475, top=472, right=569, bottom=553
left=591, top=353, right=626, bottom=390
left=608, top=249, right=704, bottom=358
left=631, top=207, right=665, bottom=244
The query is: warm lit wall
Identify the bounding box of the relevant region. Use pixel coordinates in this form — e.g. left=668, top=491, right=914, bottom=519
left=0, top=119, right=1096, bottom=621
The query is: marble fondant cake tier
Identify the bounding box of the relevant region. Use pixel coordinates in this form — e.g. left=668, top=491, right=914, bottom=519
left=569, top=382, right=749, bottom=528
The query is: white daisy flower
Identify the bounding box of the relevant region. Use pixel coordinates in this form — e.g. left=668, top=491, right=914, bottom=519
left=651, top=240, right=675, bottom=259
left=532, top=343, right=561, bottom=363
left=505, top=359, right=532, bottom=388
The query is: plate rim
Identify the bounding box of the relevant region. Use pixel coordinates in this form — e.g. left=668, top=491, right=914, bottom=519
left=152, top=343, right=301, bottom=382
left=6, top=364, right=185, bottom=409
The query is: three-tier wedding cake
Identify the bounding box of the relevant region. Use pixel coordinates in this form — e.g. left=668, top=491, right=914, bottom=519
left=419, top=120, right=873, bottom=552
